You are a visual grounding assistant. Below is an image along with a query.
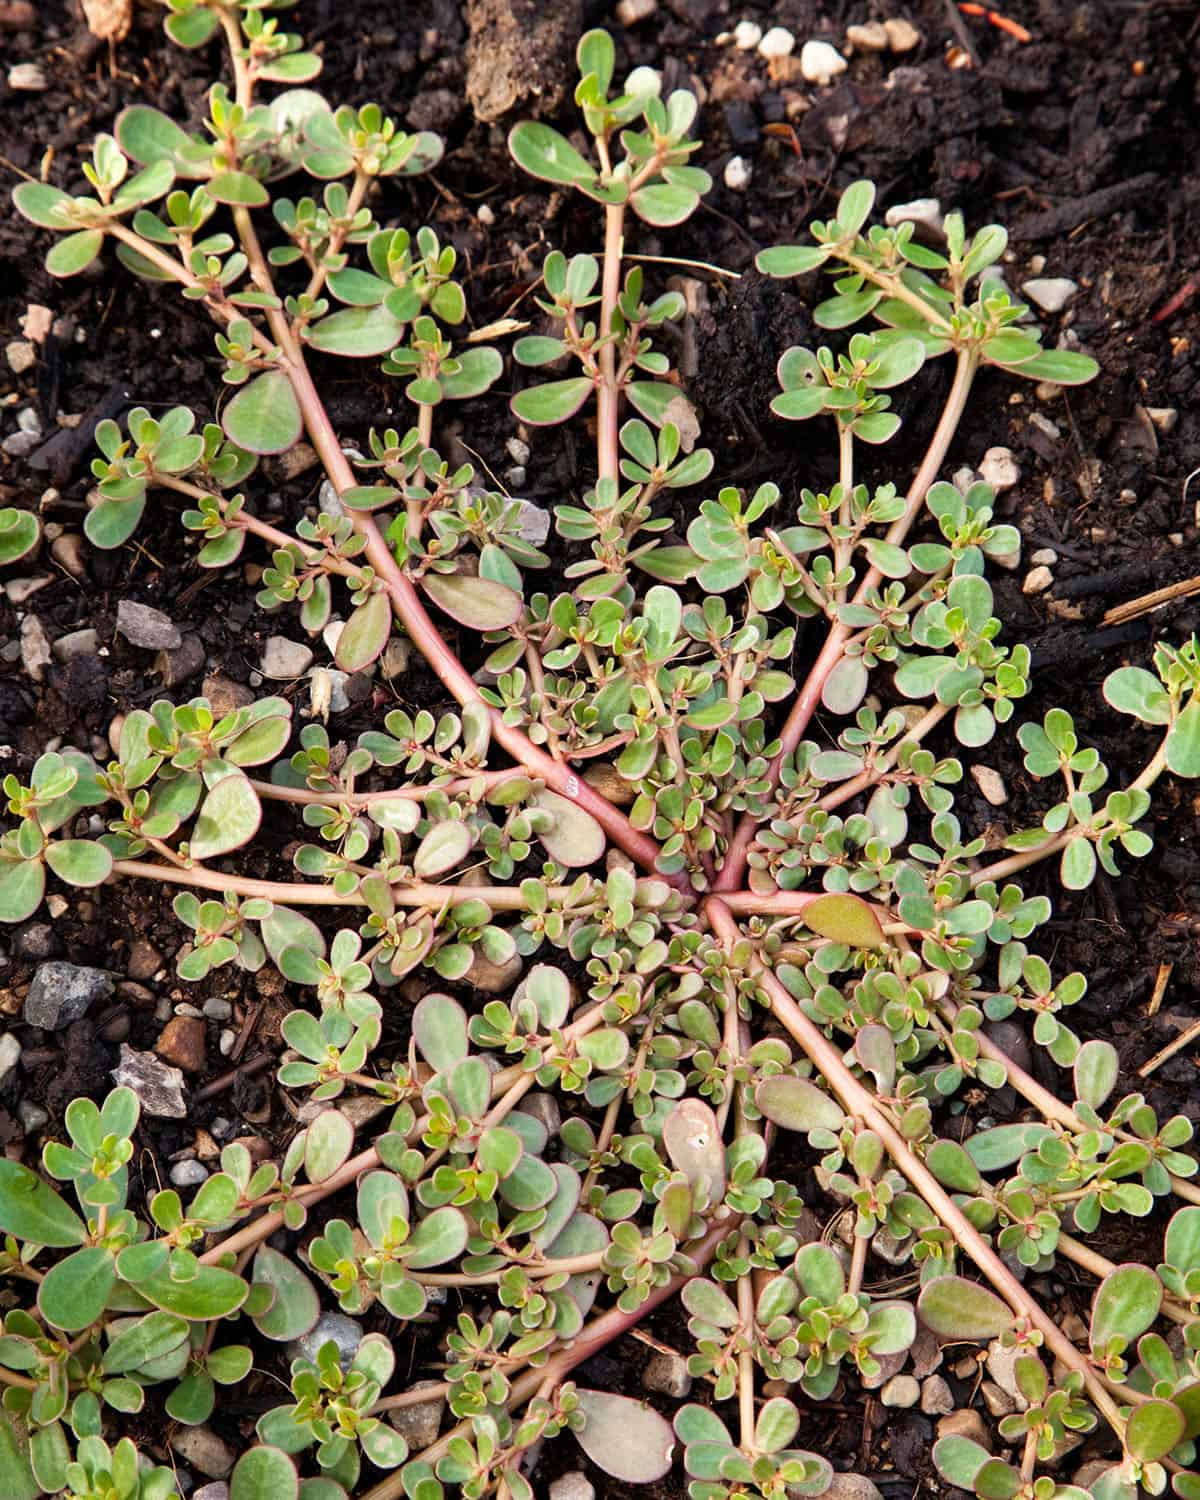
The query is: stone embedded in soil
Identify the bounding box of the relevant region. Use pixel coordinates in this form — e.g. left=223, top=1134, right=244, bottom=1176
left=467, top=949, right=523, bottom=993
left=0, top=1033, right=20, bottom=1084
left=155, top=1014, right=207, bottom=1073
left=18, top=1098, right=48, bottom=1133
left=845, top=20, right=889, bottom=50
left=126, top=940, right=162, bottom=982
left=884, top=197, right=944, bottom=239
left=116, top=599, right=182, bottom=651
left=1022, top=564, right=1054, bottom=595
left=825, top=1476, right=884, bottom=1500
left=883, top=17, right=922, bottom=51
left=52, top=627, right=99, bottom=662
left=733, top=19, right=762, bottom=49
left=287, top=1312, right=364, bottom=1372
left=19, top=616, right=51, bottom=682
left=971, top=765, right=1008, bottom=806
left=642, top=1348, right=693, bottom=1398
left=111, top=1043, right=187, bottom=1118
left=384, top=1377, right=446, bottom=1448
left=202, top=673, right=255, bottom=716
left=978, top=446, right=1020, bottom=493
left=1021, top=277, right=1078, bottom=314
left=880, top=1373, right=920, bottom=1408
left=6, top=340, right=36, bottom=373
left=986, top=1339, right=1030, bottom=1409
left=615, top=0, right=656, bottom=23
left=724, top=155, right=753, bottom=191
left=981, top=1379, right=1015, bottom=1416
left=921, top=1375, right=955, bottom=1414
left=759, top=26, right=795, bottom=58
left=156, top=632, right=206, bottom=688
left=169, top=1159, right=209, bottom=1188
left=171, top=1425, right=235, bottom=1479
left=193, top=1485, right=230, bottom=1500
left=937, top=1408, right=991, bottom=1448
left=24, top=961, right=114, bottom=1030
left=549, top=1476, right=595, bottom=1500
left=800, top=39, right=847, bottom=84
left=8, top=63, right=46, bottom=90
left=260, top=635, right=314, bottom=679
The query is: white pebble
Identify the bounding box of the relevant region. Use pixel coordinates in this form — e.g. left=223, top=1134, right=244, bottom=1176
left=477, top=203, right=495, bottom=226
left=724, top=155, right=753, bottom=192
left=800, top=39, right=847, bottom=84
left=170, top=1160, right=209, bottom=1188
left=884, top=197, right=944, bottom=238
left=8, top=64, right=47, bottom=91
left=1030, top=548, right=1058, bottom=566
left=219, top=1029, right=236, bottom=1056
left=971, top=766, right=1008, bottom=807
left=978, top=447, right=1020, bottom=494
left=6, top=341, right=36, bottom=374
left=1022, top=565, right=1053, bottom=596
left=733, top=19, right=763, bottom=50
left=883, top=17, right=922, bottom=51
left=616, top=0, right=657, bottom=22
left=758, top=26, right=795, bottom=59
left=845, top=21, right=889, bottom=51
left=1021, top=278, right=1078, bottom=314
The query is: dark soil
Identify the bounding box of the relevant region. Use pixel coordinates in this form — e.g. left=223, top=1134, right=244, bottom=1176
left=2, top=1, right=1199, bottom=1496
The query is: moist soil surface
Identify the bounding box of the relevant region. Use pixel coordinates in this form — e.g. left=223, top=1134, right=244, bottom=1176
left=1, top=1, right=1199, bottom=1496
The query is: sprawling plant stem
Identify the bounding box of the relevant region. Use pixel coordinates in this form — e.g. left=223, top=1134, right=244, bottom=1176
left=717, top=347, right=980, bottom=890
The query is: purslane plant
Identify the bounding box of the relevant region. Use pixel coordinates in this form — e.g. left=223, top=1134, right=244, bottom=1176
left=6, top=8, right=1200, bottom=1500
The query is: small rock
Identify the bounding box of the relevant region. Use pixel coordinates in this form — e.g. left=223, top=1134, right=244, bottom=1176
left=1022, top=564, right=1053, bottom=596
left=49, top=533, right=87, bottom=580
left=112, top=1044, right=187, bottom=1118
left=937, top=1409, right=991, bottom=1449
left=25, top=962, right=113, bottom=1030
left=156, top=1015, right=207, bottom=1073
left=467, top=950, right=523, bottom=994
left=884, top=198, right=944, bottom=239
left=971, top=766, right=1008, bottom=807
left=117, top=600, right=182, bottom=652
left=643, top=1349, right=692, bottom=1398
left=20, top=616, right=51, bottom=682
left=880, top=1374, right=920, bottom=1408
left=194, top=1485, right=230, bottom=1500
left=981, top=1379, right=1015, bottom=1417
left=52, top=627, right=99, bottom=662
left=219, top=1029, right=236, bottom=1056
left=862, top=1348, right=908, bottom=1390
left=5, top=340, right=36, bottom=374
left=1146, top=407, right=1178, bottom=434
left=126, top=941, right=162, bottom=982
left=759, top=26, right=795, bottom=58
left=1030, top=547, right=1058, bottom=566
left=870, top=1226, right=912, bottom=1265
left=14, top=923, right=58, bottom=961
left=287, top=1312, right=364, bottom=1372
left=171, top=1426, right=235, bottom=1480
left=1073, top=1462, right=1114, bottom=1491
left=883, top=17, right=922, bottom=51
left=549, top=1476, right=595, bottom=1500
left=510, top=497, right=551, bottom=546
left=1028, top=413, right=1061, bottom=443
left=846, top=21, right=889, bottom=51
left=156, top=632, right=206, bottom=688
left=909, top=1328, right=943, bottom=1379
left=169, top=1159, right=209, bottom=1188
left=800, top=39, right=847, bottom=84
left=5, top=576, right=52, bottom=605
left=979, top=446, right=1020, bottom=493
left=724, top=155, right=753, bottom=192
left=1021, top=278, right=1077, bottom=314
left=1061, top=1312, right=1088, bottom=1344
left=8, top=63, right=47, bottom=90
left=261, top=636, right=314, bottom=679
left=733, top=19, right=762, bottom=50
left=385, top=1378, right=446, bottom=1448
left=921, top=1375, right=955, bottom=1415
left=381, top=638, right=410, bottom=680
left=202, top=673, right=255, bottom=716
left=986, top=1340, right=1030, bottom=1409
left=20, top=306, right=53, bottom=344
left=202, top=997, right=233, bottom=1021
left=825, top=1476, right=884, bottom=1500
left=615, top=0, right=655, bottom=22
left=18, top=1098, right=48, bottom=1133
left=0, top=1034, right=20, bottom=1085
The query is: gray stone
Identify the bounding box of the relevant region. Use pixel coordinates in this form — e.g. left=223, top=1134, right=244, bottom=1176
left=51, top=628, right=99, bottom=662
left=18, top=1099, right=48, bottom=1134
left=117, top=600, right=182, bottom=651
left=194, top=1485, right=230, bottom=1500
left=169, top=1159, right=209, bottom=1188
left=517, top=1091, right=561, bottom=1140
left=549, top=1475, right=595, bottom=1500
left=1021, top=278, right=1078, bottom=314
left=5, top=576, right=51, bottom=605
left=287, top=1313, right=363, bottom=1372
left=384, top=1378, right=446, bottom=1449
left=880, top=1374, right=920, bottom=1408
left=25, top=962, right=113, bottom=1030
left=937, top=1409, right=991, bottom=1448
left=170, top=1426, right=235, bottom=1479
left=202, top=997, right=233, bottom=1021
left=643, top=1349, right=692, bottom=1398
left=986, top=1339, right=1030, bottom=1409
left=971, top=765, right=1008, bottom=807
left=111, top=1044, right=187, bottom=1118
left=261, top=636, right=314, bottom=679
left=13, top=923, right=58, bottom=961
left=824, top=1476, right=884, bottom=1500
left=511, top=497, right=550, bottom=546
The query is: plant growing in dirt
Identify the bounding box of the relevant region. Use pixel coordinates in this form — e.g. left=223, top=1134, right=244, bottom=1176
left=6, top=7, right=1200, bottom=1500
